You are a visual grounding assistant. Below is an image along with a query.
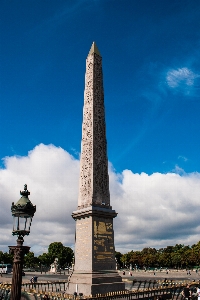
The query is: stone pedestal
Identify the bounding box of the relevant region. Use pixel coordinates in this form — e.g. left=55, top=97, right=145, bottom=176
left=67, top=270, right=125, bottom=295
left=67, top=207, right=125, bottom=295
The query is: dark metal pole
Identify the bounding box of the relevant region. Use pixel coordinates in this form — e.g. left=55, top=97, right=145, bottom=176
left=9, top=237, right=30, bottom=300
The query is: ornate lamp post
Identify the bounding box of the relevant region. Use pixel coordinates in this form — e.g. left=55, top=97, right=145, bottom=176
left=9, top=184, right=36, bottom=300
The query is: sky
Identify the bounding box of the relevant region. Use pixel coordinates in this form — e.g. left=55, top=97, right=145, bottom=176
left=1, top=0, right=200, bottom=256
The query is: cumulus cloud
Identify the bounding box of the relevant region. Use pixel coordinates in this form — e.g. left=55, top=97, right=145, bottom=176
left=112, top=170, right=200, bottom=252
left=166, top=67, right=200, bottom=93
left=1, top=144, right=200, bottom=255
left=0, top=144, right=79, bottom=254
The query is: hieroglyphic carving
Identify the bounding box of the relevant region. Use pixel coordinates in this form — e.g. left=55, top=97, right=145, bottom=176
left=78, top=49, right=110, bottom=208
left=93, top=220, right=115, bottom=262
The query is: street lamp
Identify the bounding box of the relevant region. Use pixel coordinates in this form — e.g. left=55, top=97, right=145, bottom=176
left=9, top=184, right=36, bottom=300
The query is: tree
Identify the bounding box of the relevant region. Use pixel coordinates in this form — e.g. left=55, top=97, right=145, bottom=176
left=128, top=251, right=143, bottom=268
left=141, top=248, right=158, bottom=268
left=191, top=242, right=200, bottom=266
left=120, top=253, right=129, bottom=268
left=158, top=252, right=172, bottom=268
left=38, top=253, right=51, bottom=269
left=0, top=251, right=4, bottom=262
left=115, top=251, right=123, bottom=268
left=0, top=251, right=13, bottom=265
left=48, top=242, right=74, bottom=268
left=24, top=252, right=38, bottom=268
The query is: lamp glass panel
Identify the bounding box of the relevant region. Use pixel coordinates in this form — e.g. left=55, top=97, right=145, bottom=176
left=13, top=216, right=19, bottom=231
left=13, top=215, right=32, bottom=233
left=24, top=217, right=32, bottom=231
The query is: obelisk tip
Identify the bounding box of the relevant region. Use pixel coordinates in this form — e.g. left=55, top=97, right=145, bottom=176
left=88, top=41, right=101, bottom=56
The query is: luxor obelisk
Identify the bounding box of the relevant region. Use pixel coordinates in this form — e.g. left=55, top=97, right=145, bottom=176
left=67, top=42, right=125, bottom=296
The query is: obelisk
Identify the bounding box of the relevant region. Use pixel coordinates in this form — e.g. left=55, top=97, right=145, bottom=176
left=67, top=42, right=125, bottom=296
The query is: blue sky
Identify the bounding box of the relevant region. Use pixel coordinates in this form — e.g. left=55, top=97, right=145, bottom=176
left=0, top=0, right=199, bottom=174
left=1, top=0, right=200, bottom=254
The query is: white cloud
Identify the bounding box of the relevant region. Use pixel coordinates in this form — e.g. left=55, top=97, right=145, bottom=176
left=1, top=144, right=200, bottom=255
left=166, top=67, right=200, bottom=90
left=112, top=170, right=200, bottom=252
left=0, top=144, right=79, bottom=253
left=178, top=155, right=188, bottom=162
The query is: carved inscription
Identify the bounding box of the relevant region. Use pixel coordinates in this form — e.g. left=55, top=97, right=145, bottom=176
left=93, top=220, right=114, bottom=261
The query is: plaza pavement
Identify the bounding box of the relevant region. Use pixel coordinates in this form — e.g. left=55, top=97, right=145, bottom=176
left=121, top=269, right=200, bottom=282
left=0, top=269, right=200, bottom=284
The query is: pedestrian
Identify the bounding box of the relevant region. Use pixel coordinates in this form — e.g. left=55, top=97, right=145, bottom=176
left=196, top=285, right=200, bottom=300
left=30, top=276, right=34, bottom=283
left=191, top=287, right=197, bottom=300
left=182, top=284, right=191, bottom=300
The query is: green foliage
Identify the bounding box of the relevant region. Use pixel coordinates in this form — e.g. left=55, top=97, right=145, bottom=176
left=4, top=239, right=200, bottom=271
left=115, top=251, right=123, bottom=267
left=24, top=252, right=39, bottom=268
left=0, top=251, right=13, bottom=264
left=117, top=241, right=200, bottom=269
left=47, top=242, right=74, bottom=268
left=38, top=253, right=51, bottom=268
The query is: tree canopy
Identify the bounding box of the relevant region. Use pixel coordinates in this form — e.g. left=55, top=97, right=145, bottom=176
left=24, top=242, right=74, bottom=269
left=47, top=242, right=74, bottom=268
left=119, top=243, right=200, bottom=269
left=1, top=241, right=200, bottom=270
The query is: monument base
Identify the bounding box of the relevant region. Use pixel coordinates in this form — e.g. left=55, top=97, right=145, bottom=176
left=66, top=270, right=125, bottom=296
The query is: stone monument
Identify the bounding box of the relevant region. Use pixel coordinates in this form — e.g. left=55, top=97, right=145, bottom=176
left=67, top=42, right=125, bottom=296
left=50, top=258, right=59, bottom=274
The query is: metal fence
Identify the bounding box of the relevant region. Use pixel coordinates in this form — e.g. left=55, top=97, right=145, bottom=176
left=0, top=281, right=68, bottom=294
left=0, top=280, right=194, bottom=300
